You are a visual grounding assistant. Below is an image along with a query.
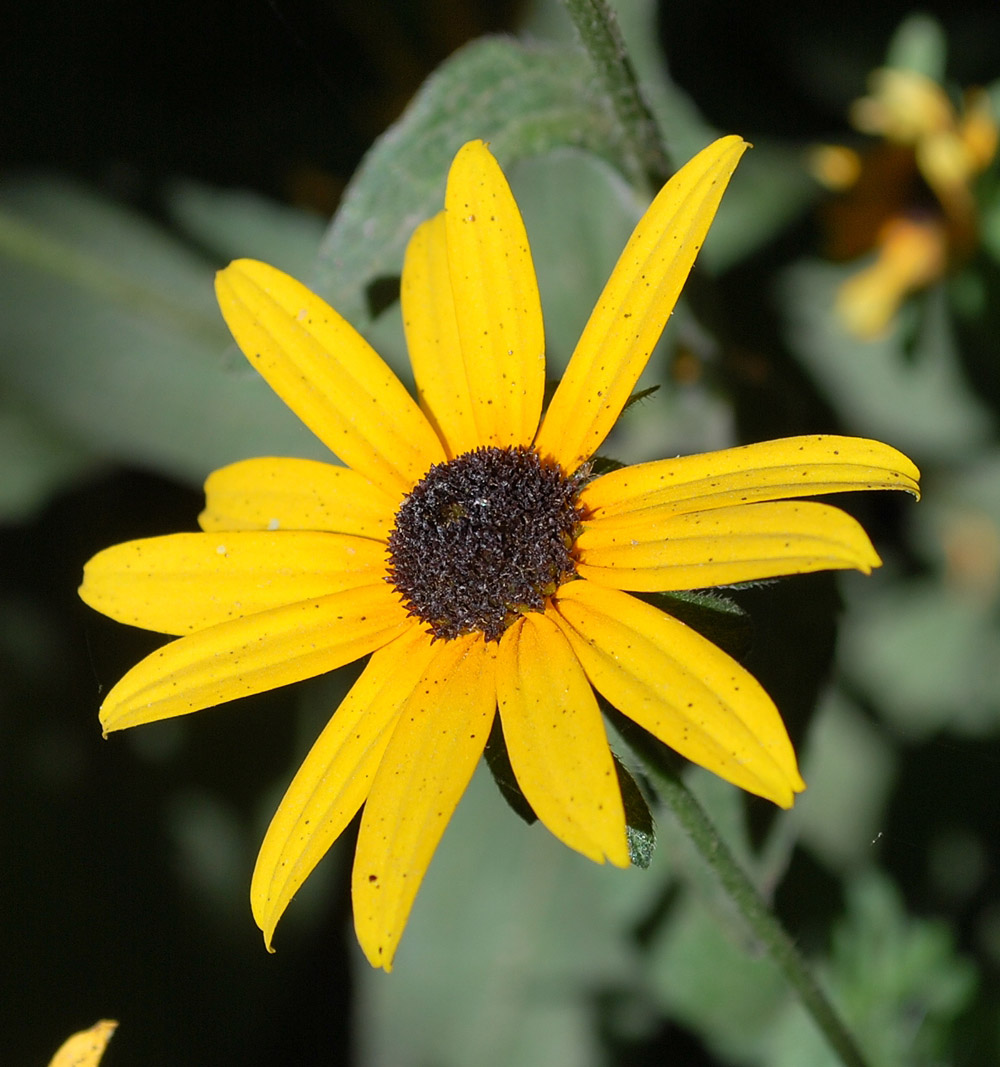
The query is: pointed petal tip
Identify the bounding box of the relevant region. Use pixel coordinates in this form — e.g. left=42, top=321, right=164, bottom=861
left=863, top=546, right=884, bottom=574
left=254, top=897, right=278, bottom=953
left=535, top=134, right=751, bottom=471
left=452, top=138, right=490, bottom=164
left=357, top=929, right=397, bottom=972
left=214, top=257, right=259, bottom=295
left=770, top=767, right=807, bottom=810
left=697, top=135, right=751, bottom=181
left=97, top=706, right=117, bottom=737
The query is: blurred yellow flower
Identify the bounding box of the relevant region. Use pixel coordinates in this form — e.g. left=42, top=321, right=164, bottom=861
left=813, top=66, right=998, bottom=337
left=81, top=137, right=920, bottom=970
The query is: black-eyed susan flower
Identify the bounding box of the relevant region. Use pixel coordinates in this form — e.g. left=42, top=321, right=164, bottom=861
left=80, top=136, right=920, bottom=970
left=811, top=66, right=998, bottom=337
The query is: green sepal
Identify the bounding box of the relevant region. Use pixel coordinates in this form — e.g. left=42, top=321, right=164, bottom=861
left=483, top=714, right=538, bottom=827
left=636, top=589, right=753, bottom=663
left=620, top=383, right=659, bottom=413
left=613, top=751, right=656, bottom=869
left=587, top=455, right=627, bottom=477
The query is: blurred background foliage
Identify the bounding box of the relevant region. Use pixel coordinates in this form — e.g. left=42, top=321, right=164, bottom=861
left=3, top=0, right=1000, bottom=1063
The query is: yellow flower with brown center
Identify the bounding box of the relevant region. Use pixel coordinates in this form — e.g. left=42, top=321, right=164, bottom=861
left=80, top=137, right=920, bottom=970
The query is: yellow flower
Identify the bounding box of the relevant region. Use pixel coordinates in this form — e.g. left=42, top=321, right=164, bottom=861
left=80, top=137, right=920, bottom=970
left=813, top=66, right=998, bottom=337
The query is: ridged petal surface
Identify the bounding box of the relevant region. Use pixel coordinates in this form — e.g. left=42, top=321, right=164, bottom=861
left=352, top=634, right=497, bottom=970
left=552, top=581, right=804, bottom=807
left=535, top=137, right=748, bottom=472
left=497, top=613, right=629, bottom=866
left=215, top=259, right=444, bottom=497
left=251, top=624, right=438, bottom=949
left=98, top=583, right=410, bottom=731
left=80, top=531, right=387, bottom=635
left=576, top=500, right=881, bottom=591
left=200, top=457, right=397, bottom=537
left=402, top=213, right=480, bottom=458
left=581, top=435, right=921, bottom=520
left=442, top=140, right=545, bottom=448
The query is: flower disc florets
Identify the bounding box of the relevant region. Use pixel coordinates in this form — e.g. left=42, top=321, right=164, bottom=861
left=386, top=446, right=584, bottom=641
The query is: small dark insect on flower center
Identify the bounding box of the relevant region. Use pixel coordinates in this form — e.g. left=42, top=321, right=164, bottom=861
left=386, top=446, right=585, bottom=641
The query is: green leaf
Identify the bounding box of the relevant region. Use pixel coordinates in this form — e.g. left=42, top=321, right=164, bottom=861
left=769, top=871, right=976, bottom=1067
left=780, top=260, right=993, bottom=462
left=702, top=143, right=821, bottom=274
left=646, top=886, right=790, bottom=1064
left=795, top=689, right=897, bottom=872
left=842, top=453, right=1000, bottom=738
left=641, top=766, right=795, bottom=1065
left=312, top=36, right=624, bottom=330
left=0, top=394, right=97, bottom=520
left=355, top=764, right=659, bottom=1067
left=840, top=575, right=1000, bottom=737
left=0, top=178, right=325, bottom=483
left=908, top=447, right=1000, bottom=572
left=884, top=13, right=948, bottom=80
left=164, top=180, right=326, bottom=279
left=525, top=0, right=816, bottom=270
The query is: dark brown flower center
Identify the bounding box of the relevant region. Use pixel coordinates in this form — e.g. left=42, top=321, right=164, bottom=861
left=386, top=446, right=583, bottom=641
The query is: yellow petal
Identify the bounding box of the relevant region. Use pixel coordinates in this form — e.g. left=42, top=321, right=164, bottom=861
left=576, top=501, right=881, bottom=591
left=958, top=87, right=999, bottom=173
left=215, top=259, right=445, bottom=498
left=836, top=218, right=947, bottom=338
left=581, top=434, right=920, bottom=520
left=402, top=213, right=480, bottom=458
left=80, top=531, right=388, bottom=635
left=552, top=581, right=804, bottom=807
left=47, top=1021, right=117, bottom=1067
left=497, top=613, right=629, bottom=866
left=442, top=140, right=545, bottom=447
left=535, top=136, right=748, bottom=472
left=251, top=624, right=438, bottom=949
left=200, top=457, right=397, bottom=537
left=352, top=634, right=497, bottom=970
left=851, top=68, right=954, bottom=143
left=99, top=583, right=410, bottom=731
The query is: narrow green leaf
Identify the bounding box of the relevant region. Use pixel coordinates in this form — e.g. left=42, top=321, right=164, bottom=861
left=164, top=180, right=325, bottom=279
left=0, top=178, right=325, bottom=483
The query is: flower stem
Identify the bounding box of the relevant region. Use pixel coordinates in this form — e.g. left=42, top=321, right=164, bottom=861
left=616, top=719, right=871, bottom=1067
left=558, top=0, right=673, bottom=190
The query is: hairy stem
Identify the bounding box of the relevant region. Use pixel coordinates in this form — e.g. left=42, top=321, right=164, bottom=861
left=559, top=0, right=673, bottom=189
left=618, top=719, right=871, bottom=1067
